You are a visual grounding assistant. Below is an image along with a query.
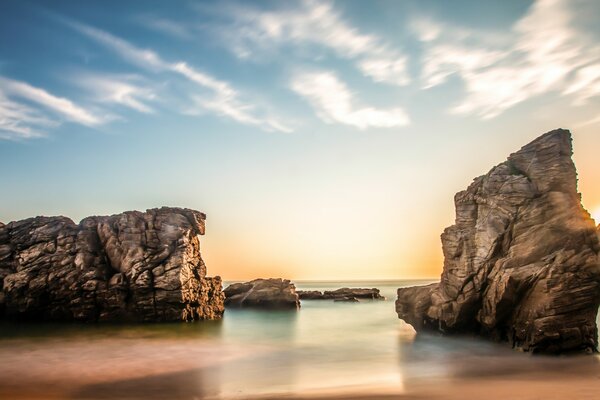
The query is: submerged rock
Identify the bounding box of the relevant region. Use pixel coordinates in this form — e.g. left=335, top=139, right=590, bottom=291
left=334, top=296, right=360, bottom=303
left=296, top=290, right=325, bottom=300
left=0, top=207, right=224, bottom=322
left=297, top=287, right=384, bottom=300
left=224, top=278, right=300, bottom=309
left=396, top=129, right=600, bottom=354
left=323, top=287, right=384, bottom=300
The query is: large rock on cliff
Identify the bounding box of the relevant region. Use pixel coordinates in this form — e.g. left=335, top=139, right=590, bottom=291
left=0, top=207, right=224, bottom=322
left=396, top=129, right=600, bottom=353
left=224, top=278, right=300, bottom=309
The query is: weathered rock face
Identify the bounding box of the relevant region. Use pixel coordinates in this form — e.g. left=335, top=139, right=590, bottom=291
left=0, top=207, right=224, bottom=322
left=396, top=129, right=600, bottom=354
left=297, top=288, right=384, bottom=300
left=224, top=278, right=300, bottom=309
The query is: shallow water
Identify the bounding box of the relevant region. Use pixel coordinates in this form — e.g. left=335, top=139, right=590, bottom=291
left=0, top=280, right=599, bottom=399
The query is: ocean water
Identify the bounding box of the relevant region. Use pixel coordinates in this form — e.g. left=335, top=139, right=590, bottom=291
left=0, top=280, right=599, bottom=399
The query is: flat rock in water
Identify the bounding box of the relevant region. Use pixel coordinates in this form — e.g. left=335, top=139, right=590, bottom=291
left=224, top=278, right=300, bottom=309
left=298, top=288, right=384, bottom=300
left=0, top=207, right=224, bottom=322
left=396, top=129, right=600, bottom=354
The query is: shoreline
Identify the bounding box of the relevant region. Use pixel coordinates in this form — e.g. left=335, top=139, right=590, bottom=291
left=3, top=372, right=600, bottom=400
left=1, top=338, right=598, bottom=400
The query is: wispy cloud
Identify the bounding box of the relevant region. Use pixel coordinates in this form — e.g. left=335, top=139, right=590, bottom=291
left=136, top=15, right=192, bottom=39
left=67, top=19, right=292, bottom=132
left=0, top=76, right=103, bottom=126
left=291, top=71, right=409, bottom=129
left=0, top=90, right=55, bottom=140
left=0, top=76, right=107, bottom=140
left=72, top=73, right=157, bottom=114
left=68, top=21, right=167, bottom=71
left=416, top=0, right=600, bottom=119
left=563, top=64, right=600, bottom=105
left=206, top=0, right=409, bottom=86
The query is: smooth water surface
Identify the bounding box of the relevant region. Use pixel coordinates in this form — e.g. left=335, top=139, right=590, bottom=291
left=0, top=280, right=598, bottom=399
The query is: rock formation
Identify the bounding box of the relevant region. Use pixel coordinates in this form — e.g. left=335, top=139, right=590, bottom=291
left=297, top=288, right=384, bottom=300
left=396, top=129, right=600, bottom=354
left=0, top=207, right=224, bottom=322
left=224, top=278, right=300, bottom=309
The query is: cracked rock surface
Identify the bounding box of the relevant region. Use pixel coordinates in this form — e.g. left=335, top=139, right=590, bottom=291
left=0, top=207, right=224, bottom=322
left=396, top=129, right=600, bottom=353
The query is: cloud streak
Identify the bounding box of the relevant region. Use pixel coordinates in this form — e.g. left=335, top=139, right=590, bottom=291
left=73, top=73, right=157, bottom=114
left=0, top=76, right=104, bottom=140
left=417, top=0, right=600, bottom=119
left=136, top=15, right=192, bottom=39
left=0, top=77, right=103, bottom=126
left=68, top=19, right=292, bottom=132
left=291, top=71, right=409, bottom=129
left=0, top=91, right=54, bottom=140
left=207, top=0, right=409, bottom=86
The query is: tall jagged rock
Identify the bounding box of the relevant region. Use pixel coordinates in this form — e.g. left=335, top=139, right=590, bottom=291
left=396, top=129, right=600, bottom=353
left=0, top=207, right=224, bottom=322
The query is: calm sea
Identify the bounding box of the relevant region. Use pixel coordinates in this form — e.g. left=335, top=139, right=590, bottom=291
left=0, top=280, right=598, bottom=399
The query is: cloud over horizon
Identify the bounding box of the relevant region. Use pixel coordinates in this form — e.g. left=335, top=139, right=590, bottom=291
left=67, top=19, right=293, bottom=133
left=1, top=0, right=600, bottom=141
left=416, top=0, right=600, bottom=119
left=291, top=71, right=409, bottom=129
left=0, top=76, right=104, bottom=139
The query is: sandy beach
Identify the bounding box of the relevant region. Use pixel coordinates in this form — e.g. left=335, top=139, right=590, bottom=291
left=3, top=367, right=600, bottom=400
left=1, top=328, right=599, bottom=400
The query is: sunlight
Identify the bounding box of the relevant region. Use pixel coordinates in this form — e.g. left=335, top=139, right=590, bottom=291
left=592, top=207, right=600, bottom=225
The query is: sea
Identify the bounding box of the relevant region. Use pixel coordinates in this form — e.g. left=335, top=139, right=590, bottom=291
left=0, top=280, right=598, bottom=399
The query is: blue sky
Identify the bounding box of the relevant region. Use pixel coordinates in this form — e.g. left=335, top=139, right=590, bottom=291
left=1, top=0, right=600, bottom=279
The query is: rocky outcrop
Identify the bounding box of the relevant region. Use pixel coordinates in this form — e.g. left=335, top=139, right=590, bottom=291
left=0, top=207, right=224, bottom=322
left=224, top=278, right=300, bottom=309
left=396, top=129, right=600, bottom=354
left=297, top=288, right=384, bottom=300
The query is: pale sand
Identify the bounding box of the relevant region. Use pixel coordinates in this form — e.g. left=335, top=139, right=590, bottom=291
left=3, top=375, right=600, bottom=400
left=2, top=364, right=600, bottom=400
left=1, top=335, right=600, bottom=400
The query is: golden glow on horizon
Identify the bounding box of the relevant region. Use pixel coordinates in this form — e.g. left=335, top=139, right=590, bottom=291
left=592, top=207, right=600, bottom=226
left=203, top=129, right=600, bottom=282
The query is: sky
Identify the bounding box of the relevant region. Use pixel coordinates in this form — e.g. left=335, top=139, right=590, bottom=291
left=1, top=0, right=599, bottom=280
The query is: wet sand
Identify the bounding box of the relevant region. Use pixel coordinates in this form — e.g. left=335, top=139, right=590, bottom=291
left=3, top=371, right=600, bottom=400
left=1, top=336, right=599, bottom=400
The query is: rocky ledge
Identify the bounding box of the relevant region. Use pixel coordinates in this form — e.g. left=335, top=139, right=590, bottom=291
left=297, top=288, right=384, bottom=300
left=396, top=129, right=600, bottom=354
left=0, top=207, right=224, bottom=322
left=224, top=278, right=300, bottom=309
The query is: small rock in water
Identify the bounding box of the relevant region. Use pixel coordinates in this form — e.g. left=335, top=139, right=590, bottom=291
left=224, top=278, right=300, bottom=309
left=297, top=287, right=384, bottom=300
